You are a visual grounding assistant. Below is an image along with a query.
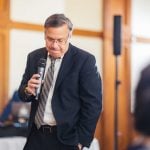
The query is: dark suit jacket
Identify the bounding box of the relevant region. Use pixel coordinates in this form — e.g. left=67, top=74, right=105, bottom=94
left=18, top=43, right=102, bottom=147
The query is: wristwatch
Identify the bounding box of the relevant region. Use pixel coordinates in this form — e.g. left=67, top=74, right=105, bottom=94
left=24, top=87, right=32, bottom=96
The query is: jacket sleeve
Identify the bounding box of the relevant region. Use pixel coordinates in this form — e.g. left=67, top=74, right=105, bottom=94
left=18, top=53, right=35, bottom=102
left=78, top=54, right=102, bottom=147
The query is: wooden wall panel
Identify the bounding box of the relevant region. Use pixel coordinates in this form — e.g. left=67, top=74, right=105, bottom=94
left=0, top=30, right=9, bottom=113
left=0, top=0, right=9, bottom=25
left=0, top=32, right=4, bottom=113
left=0, top=0, right=10, bottom=113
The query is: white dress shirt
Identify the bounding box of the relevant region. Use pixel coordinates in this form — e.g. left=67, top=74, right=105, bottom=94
left=43, top=56, right=62, bottom=126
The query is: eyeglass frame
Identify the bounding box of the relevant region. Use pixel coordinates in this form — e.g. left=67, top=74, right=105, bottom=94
left=45, top=33, right=70, bottom=46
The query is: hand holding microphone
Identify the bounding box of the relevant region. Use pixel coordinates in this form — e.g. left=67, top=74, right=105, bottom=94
left=25, top=58, right=46, bottom=99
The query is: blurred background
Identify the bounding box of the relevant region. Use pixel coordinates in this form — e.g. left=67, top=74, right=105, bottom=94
left=0, top=0, right=150, bottom=150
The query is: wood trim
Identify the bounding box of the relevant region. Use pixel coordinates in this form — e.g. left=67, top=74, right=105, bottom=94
left=73, top=29, right=103, bottom=38
left=9, top=21, right=44, bottom=31
left=9, top=21, right=103, bottom=38
left=0, top=29, right=9, bottom=113
left=0, top=0, right=4, bottom=11
left=0, top=0, right=9, bottom=19
left=0, top=32, right=5, bottom=113
left=0, top=0, right=10, bottom=113
left=133, top=36, right=150, bottom=44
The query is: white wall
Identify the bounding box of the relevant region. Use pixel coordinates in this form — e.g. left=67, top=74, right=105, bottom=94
left=71, top=36, right=103, bottom=74
left=65, top=0, right=103, bottom=31
left=10, top=0, right=65, bottom=24
left=9, top=29, right=44, bottom=97
left=9, top=0, right=103, bottom=98
left=131, top=0, right=150, bottom=37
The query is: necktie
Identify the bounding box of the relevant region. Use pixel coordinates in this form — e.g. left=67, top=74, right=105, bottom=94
left=35, top=57, right=56, bottom=128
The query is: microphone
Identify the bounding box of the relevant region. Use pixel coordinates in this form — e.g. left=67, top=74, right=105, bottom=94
left=35, top=58, right=46, bottom=100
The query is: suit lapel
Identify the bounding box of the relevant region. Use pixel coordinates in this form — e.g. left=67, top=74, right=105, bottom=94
left=36, top=48, right=48, bottom=62
left=55, top=44, right=77, bottom=89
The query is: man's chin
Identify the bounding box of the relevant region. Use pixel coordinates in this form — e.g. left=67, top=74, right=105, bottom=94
left=49, top=53, right=61, bottom=58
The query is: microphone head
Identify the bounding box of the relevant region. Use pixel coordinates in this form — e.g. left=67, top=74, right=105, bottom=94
left=38, top=58, right=46, bottom=68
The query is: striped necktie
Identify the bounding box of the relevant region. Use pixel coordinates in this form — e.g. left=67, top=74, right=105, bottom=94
left=35, top=57, right=56, bottom=128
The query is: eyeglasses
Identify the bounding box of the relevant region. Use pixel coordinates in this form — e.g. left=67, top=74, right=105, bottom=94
left=46, top=35, right=69, bottom=46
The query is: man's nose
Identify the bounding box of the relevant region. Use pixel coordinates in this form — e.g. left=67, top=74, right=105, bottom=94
left=51, top=40, right=59, bottom=47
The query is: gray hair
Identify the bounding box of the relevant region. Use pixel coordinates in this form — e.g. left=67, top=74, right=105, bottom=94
left=44, top=14, right=73, bottom=31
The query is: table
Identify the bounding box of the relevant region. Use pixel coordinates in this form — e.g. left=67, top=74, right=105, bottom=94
left=0, top=137, right=26, bottom=150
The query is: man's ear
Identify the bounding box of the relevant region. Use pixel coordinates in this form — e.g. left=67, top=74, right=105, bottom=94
left=44, top=29, right=47, bottom=40
left=69, top=31, right=73, bottom=39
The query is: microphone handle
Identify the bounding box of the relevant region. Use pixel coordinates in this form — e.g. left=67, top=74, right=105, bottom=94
left=35, top=67, right=45, bottom=100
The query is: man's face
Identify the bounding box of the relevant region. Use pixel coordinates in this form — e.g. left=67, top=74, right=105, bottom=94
left=44, top=24, right=71, bottom=58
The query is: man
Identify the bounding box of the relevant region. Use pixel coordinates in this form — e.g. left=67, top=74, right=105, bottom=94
left=128, top=64, right=150, bottom=150
left=18, top=13, right=102, bottom=150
